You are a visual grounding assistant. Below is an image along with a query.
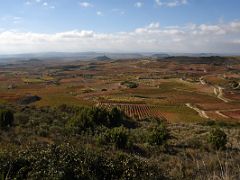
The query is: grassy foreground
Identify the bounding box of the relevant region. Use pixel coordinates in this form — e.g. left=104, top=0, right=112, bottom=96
left=0, top=103, right=239, bottom=179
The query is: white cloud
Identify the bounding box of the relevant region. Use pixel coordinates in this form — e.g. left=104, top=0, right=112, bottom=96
left=134, top=2, right=143, bottom=8
left=233, top=39, right=240, bottom=44
left=197, top=24, right=226, bottom=35
left=155, top=0, right=163, bottom=6
left=25, top=0, right=42, bottom=5
left=25, top=1, right=31, bottom=5
left=230, top=21, right=240, bottom=32
left=25, top=0, right=55, bottom=9
left=0, top=21, right=240, bottom=54
left=96, top=11, right=103, bottom=16
left=13, top=17, right=23, bottom=24
left=148, top=22, right=160, bottom=29
left=0, top=16, right=23, bottom=24
left=79, top=2, right=93, bottom=8
left=111, top=9, right=125, bottom=15
left=56, top=30, right=94, bottom=38
left=155, top=0, right=188, bottom=7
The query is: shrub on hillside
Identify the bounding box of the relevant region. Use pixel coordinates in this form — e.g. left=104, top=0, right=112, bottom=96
left=208, top=128, right=227, bottom=150
left=148, top=122, right=170, bottom=146
left=121, top=81, right=139, bottom=88
left=66, top=106, right=128, bottom=134
left=0, top=144, right=164, bottom=179
left=14, top=112, right=29, bottom=125
left=67, top=108, right=95, bottom=133
left=108, top=107, right=123, bottom=127
left=0, top=109, right=14, bottom=128
left=98, top=126, right=130, bottom=149
left=58, top=104, right=83, bottom=114
left=91, top=107, right=111, bottom=127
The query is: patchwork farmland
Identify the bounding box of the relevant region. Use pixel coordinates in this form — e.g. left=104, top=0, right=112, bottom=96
left=0, top=56, right=240, bottom=122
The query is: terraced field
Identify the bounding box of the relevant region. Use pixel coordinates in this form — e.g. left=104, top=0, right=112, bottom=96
left=98, top=102, right=166, bottom=120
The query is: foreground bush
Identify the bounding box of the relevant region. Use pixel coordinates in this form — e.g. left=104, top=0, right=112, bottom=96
left=121, top=81, right=139, bottom=88
left=148, top=122, right=170, bottom=146
left=98, top=126, right=130, bottom=149
left=66, top=106, right=129, bottom=134
left=0, top=144, right=164, bottom=179
left=67, top=107, right=95, bottom=133
left=208, top=128, right=227, bottom=150
left=0, top=104, right=239, bottom=179
left=0, top=109, right=14, bottom=129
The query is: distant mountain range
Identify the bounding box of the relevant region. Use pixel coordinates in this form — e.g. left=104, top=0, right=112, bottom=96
left=94, top=55, right=112, bottom=61
left=151, top=53, right=170, bottom=58
left=0, top=52, right=143, bottom=62
left=0, top=52, right=239, bottom=63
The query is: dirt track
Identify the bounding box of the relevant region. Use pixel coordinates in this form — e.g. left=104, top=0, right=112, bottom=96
left=199, top=77, right=230, bottom=103
left=199, top=77, right=206, bottom=85
left=215, top=111, right=229, bottom=118
left=213, top=86, right=231, bottom=103
left=186, top=103, right=209, bottom=119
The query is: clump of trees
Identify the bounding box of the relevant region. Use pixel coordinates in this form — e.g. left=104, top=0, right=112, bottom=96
left=148, top=121, right=170, bottom=146
left=97, top=126, right=130, bottom=149
left=121, top=81, right=139, bottom=88
left=208, top=128, right=227, bottom=150
left=66, top=106, right=131, bottom=134
left=0, top=144, right=164, bottom=179
left=0, top=109, right=14, bottom=129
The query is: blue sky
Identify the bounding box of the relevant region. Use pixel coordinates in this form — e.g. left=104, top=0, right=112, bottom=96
left=0, top=0, right=240, bottom=54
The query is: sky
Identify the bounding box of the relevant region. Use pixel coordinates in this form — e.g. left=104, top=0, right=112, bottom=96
left=0, top=0, right=240, bottom=54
